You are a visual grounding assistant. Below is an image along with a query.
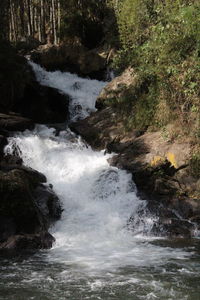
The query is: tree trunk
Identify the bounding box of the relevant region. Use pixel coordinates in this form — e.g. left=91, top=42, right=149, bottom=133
left=20, top=1, right=25, bottom=39
left=57, top=0, right=61, bottom=44
left=51, top=0, right=57, bottom=44
left=27, top=0, right=33, bottom=36
left=10, top=0, right=17, bottom=42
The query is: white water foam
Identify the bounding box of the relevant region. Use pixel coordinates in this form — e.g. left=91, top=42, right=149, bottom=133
left=29, top=61, right=105, bottom=121
left=5, top=63, right=192, bottom=277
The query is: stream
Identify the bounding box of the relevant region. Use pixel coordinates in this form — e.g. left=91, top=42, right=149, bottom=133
left=1, top=63, right=200, bottom=300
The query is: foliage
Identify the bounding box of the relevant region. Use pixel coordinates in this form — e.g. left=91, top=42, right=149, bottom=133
left=109, top=0, right=200, bottom=138
left=189, top=152, right=200, bottom=179
left=60, top=0, right=107, bottom=48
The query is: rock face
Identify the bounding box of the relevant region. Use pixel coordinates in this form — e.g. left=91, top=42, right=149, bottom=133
left=71, top=78, right=200, bottom=238
left=0, top=44, right=66, bottom=250
left=0, top=154, right=62, bottom=250
left=0, top=113, right=34, bottom=132
left=0, top=43, right=70, bottom=125
left=31, top=43, right=107, bottom=78
left=0, top=42, right=33, bottom=113
left=96, top=67, right=138, bottom=109
left=0, top=113, right=34, bottom=161
left=13, top=80, right=70, bottom=124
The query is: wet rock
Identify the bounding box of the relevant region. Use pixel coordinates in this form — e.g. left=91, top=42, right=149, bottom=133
left=0, top=232, right=55, bottom=250
left=0, top=135, right=7, bottom=157
left=0, top=159, right=47, bottom=185
left=1, top=153, right=23, bottom=166
left=152, top=218, right=195, bottom=238
left=0, top=160, right=62, bottom=250
left=0, top=217, right=16, bottom=243
left=0, top=42, right=69, bottom=125
left=0, top=169, right=44, bottom=234
left=0, top=42, right=34, bottom=113
left=0, top=113, right=34, bottom=132
left=70, top=107, right=124, bottom=150
left=34, top=185, right=62, bottom=222
left=13, top=81, right=70, bottom=124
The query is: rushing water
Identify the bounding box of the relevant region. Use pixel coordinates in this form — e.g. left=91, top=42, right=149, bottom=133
left=1, top=63, right=200, bottom=300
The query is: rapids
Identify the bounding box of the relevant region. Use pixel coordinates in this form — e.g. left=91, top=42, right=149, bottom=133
left=1, top=63, right=200, bottom=300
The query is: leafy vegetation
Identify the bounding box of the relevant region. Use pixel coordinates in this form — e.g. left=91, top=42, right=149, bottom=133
left=108, top=0, right=200, bottom=142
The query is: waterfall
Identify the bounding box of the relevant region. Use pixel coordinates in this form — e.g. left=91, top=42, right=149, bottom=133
left=4, top=63, right=192, bottom=292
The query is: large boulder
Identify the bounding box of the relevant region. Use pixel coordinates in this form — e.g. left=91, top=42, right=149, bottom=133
left=0, top=155, right=62, bottom=250
left=0, top=42, right=69, bottom=125
left=96, top=67, right=141, bottom=109
left=0, top=42, right=35, bottom=113
left=13, top=80, right=70, bottom=124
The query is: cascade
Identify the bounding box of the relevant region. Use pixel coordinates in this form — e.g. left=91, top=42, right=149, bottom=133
left=2, top=62, right=196, bottom=300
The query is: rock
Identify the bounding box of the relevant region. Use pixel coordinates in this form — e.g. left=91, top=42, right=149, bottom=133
left=15, top=37, right=42, bottom=54
left=31, top=43, right=107, bottom=78
left=34, top=185, right=62, bottom=222
left=0, top=135, right=7, bottom=156
left=0, top=158, right=47, bottom=185
left=1, top=153, right=23, bottom=166
left=0, top=42, right=34, bottom=113
left=0, top=159, right=62, bottom=250
left=96, top=67, right=141, bottom=109
left=0, top=232, right=55, bottom=250
left=0, top=42, right=69, bottom=125
left=152, top=218, right=195, bottom=238
left=70, top=107, right=125, bottom=149
left=0, top=113, right=34, bottom=132
left=13, top=81, right=70, bottom=124
left=0, top=216, right=16, bottom=243
left=0, top=169, right=44, bottom=234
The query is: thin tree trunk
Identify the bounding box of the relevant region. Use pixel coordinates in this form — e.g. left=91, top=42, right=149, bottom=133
left=40, top=0, right=46, bottom=43
left=27, top=0, right=33, bottom=36
left=38, top=9, right=42, bottom=42
left=57, top=0, right=61, bottom=44
left=51, top=0, right=57, bottom=44
left=20, top=1, right=25, bottom=39
left=10, top=0, right=17, bottom=42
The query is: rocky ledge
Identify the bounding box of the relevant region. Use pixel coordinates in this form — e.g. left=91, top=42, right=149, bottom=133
left=70, top=69, right=200, bottom=238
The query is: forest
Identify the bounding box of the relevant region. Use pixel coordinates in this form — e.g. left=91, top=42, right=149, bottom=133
left=0, top=0, right=109, bottom=46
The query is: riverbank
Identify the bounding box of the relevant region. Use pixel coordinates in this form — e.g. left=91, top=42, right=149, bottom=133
left=70, top=67, right=200, bottom=237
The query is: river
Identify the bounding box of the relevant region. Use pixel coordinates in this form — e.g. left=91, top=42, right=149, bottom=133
left=1, top=63, right=200, bottom=300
